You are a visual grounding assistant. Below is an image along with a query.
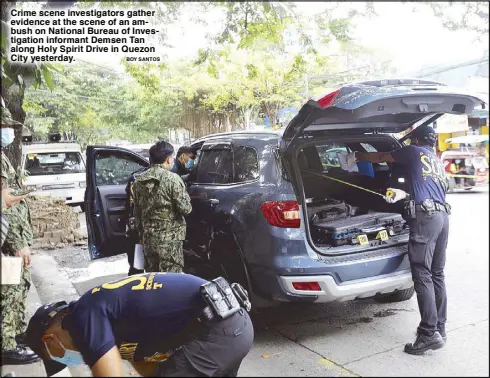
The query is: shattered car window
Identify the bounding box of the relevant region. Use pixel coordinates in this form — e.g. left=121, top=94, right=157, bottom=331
left=96, top=153, right=146, bottom=186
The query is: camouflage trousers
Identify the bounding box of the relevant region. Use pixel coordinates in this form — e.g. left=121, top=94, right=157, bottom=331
left=143, top=234, right=184, bottom=273
left=0, top=266, right=31, bottom=351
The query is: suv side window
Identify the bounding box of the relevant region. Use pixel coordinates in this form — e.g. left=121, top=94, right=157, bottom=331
left=315, top=144, right=349, bottom=170
left=234, top=146, right=259, bottom=182
left=196, top=149, right=233, bottom=184
left=96, top=152, right=146, bottom=186
left=195, top=145, right=259, bottom=184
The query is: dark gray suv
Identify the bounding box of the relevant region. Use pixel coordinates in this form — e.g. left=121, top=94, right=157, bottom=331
left=85, top=79, right=484, bottom=308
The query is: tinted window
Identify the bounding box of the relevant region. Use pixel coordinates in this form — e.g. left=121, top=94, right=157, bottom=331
left=25, top=152, right=85, bottom=176
left=96, top=152, right=146, bottom=186
left=196, top=149, right=233, bottom=184
left=234, top=146, right=259, bottom=182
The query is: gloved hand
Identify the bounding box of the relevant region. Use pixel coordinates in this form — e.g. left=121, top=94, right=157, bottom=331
left=345, top=152, right=357, bottom=166
left=384, top=188, right=408, bottom=204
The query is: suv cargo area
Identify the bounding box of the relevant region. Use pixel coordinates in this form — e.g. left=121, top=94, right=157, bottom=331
left=296, top=136, right=410, bottom=254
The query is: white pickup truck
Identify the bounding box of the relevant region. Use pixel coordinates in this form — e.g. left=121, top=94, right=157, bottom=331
left=22, top=141, right=86, bottom=211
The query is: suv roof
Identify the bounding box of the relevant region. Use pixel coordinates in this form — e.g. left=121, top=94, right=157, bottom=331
left=193, top=130, right=284, bottom=144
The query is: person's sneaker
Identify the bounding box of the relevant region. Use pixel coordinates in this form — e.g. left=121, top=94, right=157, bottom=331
left=1, top=346, right=41, bottom=365
left=404, top=332, right=445, bottom=355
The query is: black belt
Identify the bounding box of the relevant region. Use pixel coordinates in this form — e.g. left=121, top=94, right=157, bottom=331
left=415, top=201, right=449, bottom=214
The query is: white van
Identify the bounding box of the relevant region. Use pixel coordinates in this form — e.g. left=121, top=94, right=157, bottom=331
left=22, top=141, right=86, bottom=210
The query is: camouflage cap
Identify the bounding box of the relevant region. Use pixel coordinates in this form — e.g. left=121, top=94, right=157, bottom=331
left=1, top=106, right=23, bottom=127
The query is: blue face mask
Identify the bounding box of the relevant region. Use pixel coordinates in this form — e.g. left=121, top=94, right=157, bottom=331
left=185, top=159, right=195, bottom=169
left=44, top=338, right=84, bottom=366
left=1, top=128, right=15, bottom=147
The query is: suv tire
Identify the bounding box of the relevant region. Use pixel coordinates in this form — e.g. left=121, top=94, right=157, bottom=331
left=210, top=236, right=250, bottom=291
left=374, top=286, right=415, bottom=303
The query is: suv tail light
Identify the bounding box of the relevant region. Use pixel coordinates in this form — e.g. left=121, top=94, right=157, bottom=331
left=261, top=201, right=300, bottom=228
left=317, top=88, right=341, bottom=108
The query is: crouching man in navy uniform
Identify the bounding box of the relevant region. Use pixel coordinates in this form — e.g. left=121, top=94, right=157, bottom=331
left=25, top=273, right=254, bottom=376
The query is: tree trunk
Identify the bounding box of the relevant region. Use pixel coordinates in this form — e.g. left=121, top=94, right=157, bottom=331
left=242, top=105, right=256, bottom=130
left=1, top=1, right=22, bottom=171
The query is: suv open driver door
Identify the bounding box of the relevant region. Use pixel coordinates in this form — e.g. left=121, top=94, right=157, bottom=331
left=85, top=146, right=149, bottom=260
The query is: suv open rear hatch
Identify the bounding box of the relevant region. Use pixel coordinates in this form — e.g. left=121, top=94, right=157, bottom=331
left=281, top=79, right=486, bottom=154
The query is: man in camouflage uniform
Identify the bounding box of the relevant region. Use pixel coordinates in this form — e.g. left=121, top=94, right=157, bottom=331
left=1, top=106, right=40, bottom=365
left=134, top=141, right=192, bottom=273
left=1, top=188, right=28, bottom=246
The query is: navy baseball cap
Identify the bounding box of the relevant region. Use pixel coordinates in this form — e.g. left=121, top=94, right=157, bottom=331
left=25, top=301, right=70, bottom=376
left=412, top=124, right=437, bottom=146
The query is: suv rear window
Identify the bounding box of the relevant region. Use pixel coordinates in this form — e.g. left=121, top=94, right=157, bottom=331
left=195, top=146, right=259, bottom=184
left=24, top=152, right=85, bottom=176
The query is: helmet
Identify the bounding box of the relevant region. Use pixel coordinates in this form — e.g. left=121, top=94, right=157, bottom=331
left=412, top=125, right=437, bottom=147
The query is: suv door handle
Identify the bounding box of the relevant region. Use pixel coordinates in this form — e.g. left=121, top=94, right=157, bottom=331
left=208, top=198, right=219, bottom=205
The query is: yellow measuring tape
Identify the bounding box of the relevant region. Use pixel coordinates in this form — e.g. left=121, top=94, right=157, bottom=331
left=303, top=170, right=388, bottom=198
left=447, top=173, right=487, bottom=179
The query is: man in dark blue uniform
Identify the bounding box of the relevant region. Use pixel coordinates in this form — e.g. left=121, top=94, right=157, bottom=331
left=348, top=125, right=450, bottom=355
left=24, top=273, right=254, bottom=377
left=171, top=146, right=195, bottom=183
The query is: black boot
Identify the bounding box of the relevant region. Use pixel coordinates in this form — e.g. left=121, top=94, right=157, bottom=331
left=438, top=330, right=447, bottom=342
left=15, top=332, right=27, bottom=346
left=404, top=332, right=445, bottom=355
left=128, top=267, right=144, bottom=276
left=437, top=324, right=447, bottom=342
left=1, top=346, right=41, bottom=365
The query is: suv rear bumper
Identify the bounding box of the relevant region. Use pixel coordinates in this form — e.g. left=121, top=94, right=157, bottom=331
left=279, top=271, right=413, bottom=303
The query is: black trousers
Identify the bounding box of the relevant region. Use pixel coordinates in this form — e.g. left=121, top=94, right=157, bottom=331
left=408, top=210, right=449, bottom=336
left=152, top=310, right=254, bottom=377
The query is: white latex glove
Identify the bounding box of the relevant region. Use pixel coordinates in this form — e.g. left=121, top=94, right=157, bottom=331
left=384, top=188, right=408, bottom=204
left=345, top=152, right=357, bottom=166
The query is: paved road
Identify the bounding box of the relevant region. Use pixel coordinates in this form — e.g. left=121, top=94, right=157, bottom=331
left=29, top=189, right=489, bottom=377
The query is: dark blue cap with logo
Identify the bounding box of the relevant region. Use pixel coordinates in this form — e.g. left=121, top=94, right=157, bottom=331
left=412, top=124, right=437, bottom=147
left=25, top=301, right=70, bottom=376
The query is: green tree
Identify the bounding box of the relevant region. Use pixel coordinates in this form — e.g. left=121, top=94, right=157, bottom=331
left=424, top=2, right=488, bottom=39
left=1, top=0, right=73, bottom=169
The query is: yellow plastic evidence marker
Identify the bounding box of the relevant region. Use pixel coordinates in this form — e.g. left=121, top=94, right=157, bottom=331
left=356, top=234, right=369, bottom=246
left=376, top=229, right=389, bottom=241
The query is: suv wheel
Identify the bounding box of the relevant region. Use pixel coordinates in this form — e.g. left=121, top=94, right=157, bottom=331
left=210, top=237, right=250, bottom=292
left=374, top=286, right=415, bottom=303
